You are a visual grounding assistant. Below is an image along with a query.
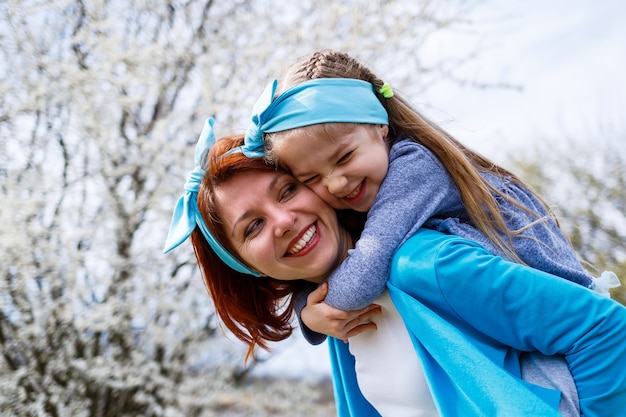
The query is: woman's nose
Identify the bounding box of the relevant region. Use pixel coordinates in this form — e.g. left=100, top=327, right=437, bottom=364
left=326, top=174, right=348, bottom=195
left=273, top=210, right=296, bottom=237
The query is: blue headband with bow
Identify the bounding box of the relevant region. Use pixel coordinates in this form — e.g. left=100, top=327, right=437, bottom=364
left=163, top=118, right=261, bottom=277
left=239, top=78, right=389, bottom=158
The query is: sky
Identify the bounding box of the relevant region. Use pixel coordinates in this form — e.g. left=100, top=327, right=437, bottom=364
left=422, top=0, right=626, bottom=160
left=251, top=0, right=626, bottom=380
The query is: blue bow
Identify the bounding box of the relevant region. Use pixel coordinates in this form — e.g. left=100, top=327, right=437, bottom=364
left=240, top=80, right=279, bottom=158
left=163, top=118, right=261, bottom=277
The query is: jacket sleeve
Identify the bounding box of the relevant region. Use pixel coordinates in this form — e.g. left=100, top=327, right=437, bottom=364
left=293, top=285, right=327, bottom=345
left=324, top=141, right=462, bottom=310
left=394, top=231, right=626, bottom=416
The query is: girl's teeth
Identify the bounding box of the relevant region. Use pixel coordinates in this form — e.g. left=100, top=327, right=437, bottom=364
left=289, top=225, right=316, bottom=254
left=346, top=184, right=361, bottom=199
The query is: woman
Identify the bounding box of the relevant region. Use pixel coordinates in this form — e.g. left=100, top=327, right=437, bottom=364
left=164, top=120, right=626, bottom=417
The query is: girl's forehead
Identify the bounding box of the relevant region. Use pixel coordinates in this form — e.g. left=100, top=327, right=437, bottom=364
left=272, top=123, right=357, bottom=145
left=271, top=124, right=357, bottom=157
left=303, top=122, right=357, bottom=139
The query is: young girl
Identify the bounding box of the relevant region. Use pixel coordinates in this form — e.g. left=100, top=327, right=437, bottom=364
left=238, top=50, right=619, bottom=331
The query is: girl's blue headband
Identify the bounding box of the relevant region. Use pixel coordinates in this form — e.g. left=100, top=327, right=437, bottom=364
left=163, top=118, right=261, bottom=277
left=239, top=78, right=390, bottom=158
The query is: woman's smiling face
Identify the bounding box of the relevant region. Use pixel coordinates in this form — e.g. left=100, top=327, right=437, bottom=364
left=214, top=170, right=351, bottom=283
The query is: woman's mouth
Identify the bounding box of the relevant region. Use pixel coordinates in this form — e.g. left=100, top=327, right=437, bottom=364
left=287, top=224, right=317, bottom=256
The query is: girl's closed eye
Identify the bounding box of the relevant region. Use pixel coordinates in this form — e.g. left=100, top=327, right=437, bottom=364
left=302, top=175, right=320, bottom=185
left=337, top=150, right=354, bottom=164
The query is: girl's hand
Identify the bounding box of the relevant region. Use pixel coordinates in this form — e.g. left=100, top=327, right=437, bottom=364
left=301, top=282, right=381, bottom=342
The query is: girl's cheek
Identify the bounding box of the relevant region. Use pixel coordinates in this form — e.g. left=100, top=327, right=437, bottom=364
left=311, top=187, right=335, bottom=205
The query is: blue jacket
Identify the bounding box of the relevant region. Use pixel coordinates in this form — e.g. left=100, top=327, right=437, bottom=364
left=331, top=229, right=626, bottom=416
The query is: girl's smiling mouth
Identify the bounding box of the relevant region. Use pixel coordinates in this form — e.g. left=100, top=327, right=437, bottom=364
left=343, top=179, right=366, bottom=204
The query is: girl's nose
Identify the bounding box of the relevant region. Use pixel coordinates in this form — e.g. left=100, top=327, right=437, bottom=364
left=326, top=174, right=348, bottom=196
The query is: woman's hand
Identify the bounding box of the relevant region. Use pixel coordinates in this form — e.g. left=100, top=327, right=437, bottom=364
left=301, top=282, right=382, bottom=342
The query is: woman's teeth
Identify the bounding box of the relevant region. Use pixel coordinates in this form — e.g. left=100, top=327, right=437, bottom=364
left=289, top=225, right=317, bottom=255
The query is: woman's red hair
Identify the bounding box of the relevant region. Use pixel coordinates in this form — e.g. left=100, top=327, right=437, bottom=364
left=191, top=135, right=310, bottom=361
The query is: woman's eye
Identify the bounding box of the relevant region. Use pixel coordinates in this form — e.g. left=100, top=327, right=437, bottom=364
left=244, top=219, right=263, bottom=238
left=280, top=183, right=298, bottom=200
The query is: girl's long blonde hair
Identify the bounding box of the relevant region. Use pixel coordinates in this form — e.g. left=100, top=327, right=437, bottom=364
left=266, top=50, right=558, bottom=264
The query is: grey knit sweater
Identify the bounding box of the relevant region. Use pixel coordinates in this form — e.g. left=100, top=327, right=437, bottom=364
left=324, top=138, right=593, bottom=309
